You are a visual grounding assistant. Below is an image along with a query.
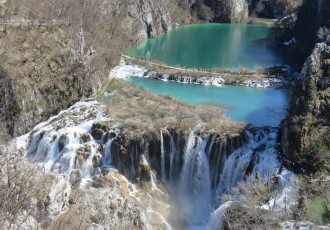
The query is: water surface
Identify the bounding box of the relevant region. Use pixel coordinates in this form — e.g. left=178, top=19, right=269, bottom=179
left=127, top=77, right=289, bottom=127
left=129, top=23, right=286, bottom=69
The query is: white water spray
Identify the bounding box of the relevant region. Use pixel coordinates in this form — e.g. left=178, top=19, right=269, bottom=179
left=160, top=129, right=166, bottom=183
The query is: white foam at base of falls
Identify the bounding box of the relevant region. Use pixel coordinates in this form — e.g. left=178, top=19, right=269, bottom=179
left=262, top=170, right=298, bottom=211
left=146, top=208, right=174, bottom=230
left=206, top=201, right=232, bottom=230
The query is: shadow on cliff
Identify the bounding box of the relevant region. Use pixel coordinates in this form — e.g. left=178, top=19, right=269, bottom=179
left=0, top=67, right=21, bottom=136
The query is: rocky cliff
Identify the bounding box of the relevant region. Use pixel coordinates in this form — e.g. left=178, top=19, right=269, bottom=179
left=280, top=41, right=330, bottom=174
left=277, top=0, right=330, bottom=174
left=188, top=0, right=249, bottom=22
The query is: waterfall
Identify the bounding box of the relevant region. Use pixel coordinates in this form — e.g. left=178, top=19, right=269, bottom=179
left=207, top=128, right=298, bottom=230
left=216, top=146, right=253, bottom=198
left=317, top=0, right=324, bottom=16
left=179, top=132, right=212, bottom=227
left=212, top=140, right=226, bottom=188
left=20, top=100, right=298, bottom=230
left=22, top=101, right=118, bottom=183
left=167, top=130, right=176, bottom=184
left=207, top=201, right=232, bottom=230
left=81, top=144, right=95, bottom=178
left=206, top=135, right=216, bottom=158
left=102, top=138, right=113, bottom=167
left=215, top=129, right=276, bottom=200
left=160, top=130, right=166, bottom=183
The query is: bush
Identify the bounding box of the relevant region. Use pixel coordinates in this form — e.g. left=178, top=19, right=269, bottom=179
left=299, top=140, right=330, bottom=174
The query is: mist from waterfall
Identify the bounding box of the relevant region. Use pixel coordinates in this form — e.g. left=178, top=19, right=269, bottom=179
left=159, top=128, right=297, bottom=230
left=179, top=133, right=212, bottom=227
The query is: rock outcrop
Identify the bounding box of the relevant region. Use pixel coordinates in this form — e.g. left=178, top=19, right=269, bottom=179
left=279, top=41, right=330, bottom=173
left=189, top=0, right=249, bottom=23
left=215, top=0, right=249, bottom=23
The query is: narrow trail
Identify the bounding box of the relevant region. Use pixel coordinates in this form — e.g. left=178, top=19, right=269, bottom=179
left=0, top=19, right=67, bottom=27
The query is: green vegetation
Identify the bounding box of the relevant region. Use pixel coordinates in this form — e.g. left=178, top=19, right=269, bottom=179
left=299, top=139, right=330, bottom=174
left=307, top=193, right=330, bottom=224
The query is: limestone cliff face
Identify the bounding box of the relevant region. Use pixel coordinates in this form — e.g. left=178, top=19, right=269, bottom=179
left=278, top=0, right=330, bottom=174
left=189, top=0, right=249, bottom=22
left=280, top=41, right=330, bottom=173
left=223, top=0, right=249, bottom=23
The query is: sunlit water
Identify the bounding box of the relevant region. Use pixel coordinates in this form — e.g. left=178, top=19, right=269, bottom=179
left=129, top=23, right=287, bottom=69
left=127, top=77, right=289, bottom=127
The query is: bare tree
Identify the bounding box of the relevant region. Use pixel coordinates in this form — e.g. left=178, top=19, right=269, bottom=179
left=0, top=117, right=47, bottom=229
left=220, top=175, right=293, bottom=230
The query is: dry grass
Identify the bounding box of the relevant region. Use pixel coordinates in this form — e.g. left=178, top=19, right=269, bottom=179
left=98, top=79, right=246, bottom=140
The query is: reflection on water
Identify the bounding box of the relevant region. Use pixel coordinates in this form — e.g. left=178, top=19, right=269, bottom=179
left=129, top=23, right=287, bottom=69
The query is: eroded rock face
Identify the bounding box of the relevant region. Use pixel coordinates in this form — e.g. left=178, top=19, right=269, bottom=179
left=205, top=0, right=248, bottom=23
left=279, top=42, right=330, bottom=173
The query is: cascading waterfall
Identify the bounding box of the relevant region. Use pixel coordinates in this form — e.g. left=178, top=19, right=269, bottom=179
left=212, top=140, right=227, bottom=188
left=216, top=145, right=254, bottom=198
left=317, top=0, right=324, bottom=15
left=20, top=101, right=297, bottom=230
left=158, top=127, right=297, bottom=229
left=178, top=132, right=212, bottom=227
left=102, top=138, right=114, bottom=167
left=22, top=101, right=119, bottom=184
left=167, top=130, right=176, bottom=184
left=81, top=143, right=96, bottom=178
left=160, top=129, right=166, bottom=183
left=216, top=129, right=280, bottom=201
left=208, top=128, right=297, bottom=230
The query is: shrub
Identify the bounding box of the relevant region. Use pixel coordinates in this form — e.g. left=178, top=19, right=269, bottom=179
left=299, top=140, right=330, bottom=174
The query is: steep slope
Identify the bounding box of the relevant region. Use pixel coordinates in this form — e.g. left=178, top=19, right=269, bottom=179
left=0, top=0, right=255, bottom=137
left=0, top=0, right=193, bottom=136
left=280, top=41, right=330, bottom=174
left=279, top=0, right=330, bottom=174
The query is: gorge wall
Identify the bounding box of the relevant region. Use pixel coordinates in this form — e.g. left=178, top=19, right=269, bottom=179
left=279, top=0, right=330, bottom=174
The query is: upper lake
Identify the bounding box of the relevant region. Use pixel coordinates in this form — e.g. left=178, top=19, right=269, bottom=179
left=128, top=23, right=287, bottom=69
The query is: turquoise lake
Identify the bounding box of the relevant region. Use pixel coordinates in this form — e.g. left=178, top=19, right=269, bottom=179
left=127, top=77, right=290, bottom=127
left=128, top=23, right=286, bottom=69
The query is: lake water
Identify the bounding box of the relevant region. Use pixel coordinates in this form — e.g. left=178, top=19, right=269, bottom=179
left=127, top=77, right=289, bottom=127
left=128, top=23, right=286, bottom=69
